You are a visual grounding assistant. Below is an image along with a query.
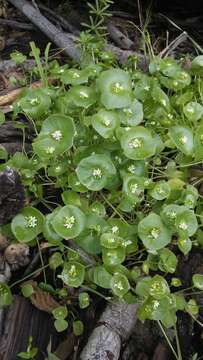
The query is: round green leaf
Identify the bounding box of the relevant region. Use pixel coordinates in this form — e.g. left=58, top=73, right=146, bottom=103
left=178, top=237, right=192, bottom=255
left=98, top=68, right=132, bottom=109
left=138, top=213, right=172, bottom=251
left=79, top=292, right=90, bottom=309
left=52, top=305, right=68, bottom=319
left=11, top=207, right=44, bottom=242
left=175, top=209, right=198, bottom=237
left=192, top=274, right=203, bottom=290
left=54, top=319, right=68, bottom=332
left=0, top=283, right=12, bottom=307
left=169, top=126, right=194, bottom=156
left=118, top=99, right=143, bottom=126
left=33, top=114, right=75, bottom=159
left=149, top=275, right=170, bottom=299
left=49, top=252, right=64, bottom=270
left=102, top=246, right=125, bottom=266
left=92, top=109, right=119, bottom=138
left=110, top=273, right=130, bottom=297
left=120, top=126, right=156, bottom=160
left=92, top=265, right=112, bottom=289
left=100, top=232, right=123, bottom=249
left=61, top=68, right=89, bottom=85
left=158, top=248, right=177, bottom=273
left=59, top=261, right=85, bottom=287
left=149, top=181, right=170, bottom=200
left=52, top=205, right=86, bottom=239
left=184, top=102, right=203, bottom=122
left=21, top=283, right=34, bottom=298
left=76, top=154, right=116, bottom=191
left=43, top=212, right=63, bottom=244
left=18, top=88, right=51, bottom=119
left=73, top=320, right=84, bottom=336
left=68, top=85, right=97, bottom=108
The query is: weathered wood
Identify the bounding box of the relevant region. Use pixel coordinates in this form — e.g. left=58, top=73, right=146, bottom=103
left=0, top=296, right=57, bottom=360
left=7, top=0, right=81, bottom=61
left=80, top=301, right=138, bottom=360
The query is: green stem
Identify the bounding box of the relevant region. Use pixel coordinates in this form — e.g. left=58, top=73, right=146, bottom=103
left=157, top=321, right=179, bottom=360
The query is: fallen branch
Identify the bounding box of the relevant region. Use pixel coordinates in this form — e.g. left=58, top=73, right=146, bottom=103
left=0, top=18, right=34, bottom=30
left=7, top=0, right=146, bottom=66
left=80, top=301, right=138, bottom=360
left=7, top=0, right=81, bottom=61
left=107, top=22, right=134, bottom=50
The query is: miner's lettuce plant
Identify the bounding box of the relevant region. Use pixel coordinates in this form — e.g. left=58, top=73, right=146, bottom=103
left=1, top=45, right=203, bottom=336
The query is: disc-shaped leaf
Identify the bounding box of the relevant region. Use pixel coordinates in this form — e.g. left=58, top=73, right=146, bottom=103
left=68, top=85, right=97, bottom=108
left=100, top=232, right=123, bottom=249
left=120, top=126, right=156, bottom=160
left=76, top=154, right=116, bottom=191
left=149, top=181, right=170, bottom=200
left=92, top=265, right=112, bottom=289
left=11, top=207, right=44, bottom=242
left=43, top=212, right=62, bottom=244
left=122, top=174, right=144, bottom=200
left=0, top=283, right=12, bottom=307
left=169, top=126, right=194, bottom=156
left=102, top=246, right=125, bottom=266
left=158, top=248, right=177, bottom=273
left=118, top=99, right=143, bottom=126
left=161, top=204, right=184, bottom=229
left=178, top=237, right=192, bottom=255
left=110, top=273, right=130, bottom=297
left=75, top=231, right=101, bottom=254
left=149, top=275, right=170, bottom=299
left=138, top=213, right=172, bottom=251
left=192, top=274, right=203, bottom=290
left=192, top=55, right=203, bottom=73
left=33, top=114, right=75, bottom=159
left=52, top=205, right=86, bottom=239
left=98, top=68, right=132, bottom=109
left=175, top=209, right=198, bottom=237
left=184, top=102, right=203, bottom=122
left=92, top=109, right=119, bottom=138
left=61, top=68, right=89, bottom=85
left=59, top=261, right=85, bottom=287
left=18, top=88, right=51, bottom=119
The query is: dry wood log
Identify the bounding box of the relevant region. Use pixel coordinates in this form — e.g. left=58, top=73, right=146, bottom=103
left=7, top=0, right=147, bottom=66
left=7, top=0, right=81, bottom=61
left=0, top=295, right=58, bottom=360
left=107, top=22, right=134, bottom=50
left=80, top=301, right=138, bottom=360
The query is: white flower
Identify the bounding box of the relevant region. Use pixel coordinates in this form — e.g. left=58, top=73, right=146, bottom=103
left=186, top=106, right=194, bottom=114
left=167, top=210, right=176, bottom=219
left=153, top=300, right=160, bottom=309
left=92, top=168, right=102, bottom=178
left=69, top=265, right=77, bottom=276
left=150, top=228, right=160, bottom=239
left=64, top=216, right=75, bottom=229
left=79, top=91, right=89, bottom=98
left=26, top=216, right=37, bottom=228
left=129, top=138, right=142, bottom=149
left=114, top=281, right=123, bottom=290
left=112, top=82, right=124, bottom=93
left=112, top=226, right=119, bottom=234
left=52, top=130, right=62, bottom=141
left=73, top=72, right=80, bottom=78
left=128, top=165, right=136, bottom=174
left=30, top=98, right=39, bottom=105
left=46, top=146, right=55, bottom=154
left=130, top=183, right=138, bottom=194
left=178, top=221, right=188, bottom=230
left=179, top=136, right=187, bottom=145
left=103, top=118, right=111, bottom=127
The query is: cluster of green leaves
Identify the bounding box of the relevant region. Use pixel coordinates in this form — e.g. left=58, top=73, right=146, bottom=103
left=1, top=48, right=203, bottom=332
